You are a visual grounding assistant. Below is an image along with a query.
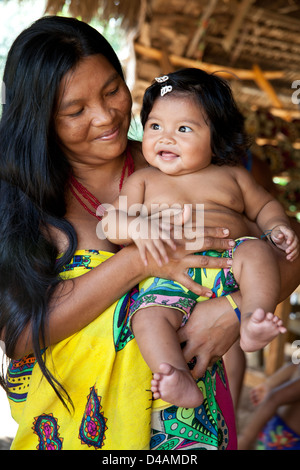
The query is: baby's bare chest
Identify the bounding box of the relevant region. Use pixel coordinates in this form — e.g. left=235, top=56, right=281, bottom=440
left=144, top=172, right=244, bottom=213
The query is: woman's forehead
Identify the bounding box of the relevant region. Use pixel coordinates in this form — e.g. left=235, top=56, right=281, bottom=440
left=57, top=55, right=119, bottom=105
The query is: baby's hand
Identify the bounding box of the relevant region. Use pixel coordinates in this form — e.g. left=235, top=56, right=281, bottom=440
left=270, top=225, right=299, bottom=261
left=129, top=216, right=176, bottom=266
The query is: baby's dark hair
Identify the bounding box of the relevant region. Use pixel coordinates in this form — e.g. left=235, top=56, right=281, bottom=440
left=140, top=68, right=250, bottom=166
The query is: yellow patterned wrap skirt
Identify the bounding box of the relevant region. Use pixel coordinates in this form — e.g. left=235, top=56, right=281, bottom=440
left=6, top=249, right=237, bottom=450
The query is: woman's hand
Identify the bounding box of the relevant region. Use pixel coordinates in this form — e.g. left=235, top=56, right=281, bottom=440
left=146, top=226, right=235, bottom=297
left=160, top=205, right=234, bottom=253
left=177, top=294, right=241, bottom=379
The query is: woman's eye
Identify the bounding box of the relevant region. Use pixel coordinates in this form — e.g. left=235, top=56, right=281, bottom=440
left=69, top=108, right=84, bottom=117
left=179, top=126, right=192, bottom=133
left=107, top=86, right=119, bottom=96
left=150, top=123, right=161, bottom=130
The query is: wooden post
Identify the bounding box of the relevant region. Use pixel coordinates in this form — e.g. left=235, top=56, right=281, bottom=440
left=264, top=298, right=291, bottom=376
left=252, top=64, right=284, bottom=108
left=222, top=0, right=255, bottom=52
left=134, top=43, right=285, bottom=81
left=186, top=0, right=219, bottom=58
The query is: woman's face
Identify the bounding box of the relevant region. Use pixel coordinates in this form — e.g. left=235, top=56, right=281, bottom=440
left=55, top=54, right=132, bottom=166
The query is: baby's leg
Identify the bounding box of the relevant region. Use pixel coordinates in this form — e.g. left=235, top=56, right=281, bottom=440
left=231, top=239, right=286, bottom=352
left=131, top=306, right=203, bottom=407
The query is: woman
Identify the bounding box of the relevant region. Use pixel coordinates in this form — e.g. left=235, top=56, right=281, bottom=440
left=0, top=16, right=298, bottom=450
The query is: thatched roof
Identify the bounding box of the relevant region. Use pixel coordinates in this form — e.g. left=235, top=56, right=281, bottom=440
left=45, top=0, right=145, bottom=30
left=44, top=0, right=300, bottom=113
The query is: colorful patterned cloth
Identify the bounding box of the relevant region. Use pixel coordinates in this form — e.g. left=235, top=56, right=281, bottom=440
left=255, top=415, right=300, bottom=450
left=6, top=250, right=237, bottom=450
left=130, top=237, right=252, bottom=320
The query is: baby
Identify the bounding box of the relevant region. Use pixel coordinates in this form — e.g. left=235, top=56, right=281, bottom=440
left=102, top=68, right=298, bottom=408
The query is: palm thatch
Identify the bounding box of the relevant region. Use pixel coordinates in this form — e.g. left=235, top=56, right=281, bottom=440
left=43, top=1, right=300, bottom=109
left=45, top=0, right=146, bottom=30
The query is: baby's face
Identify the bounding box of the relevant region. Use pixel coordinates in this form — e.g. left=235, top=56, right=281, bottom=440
left=142, top=94, right=212, bottom=176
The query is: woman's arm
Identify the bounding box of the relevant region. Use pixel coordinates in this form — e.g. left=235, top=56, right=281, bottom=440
left=11, top=228, right=235, bottom=358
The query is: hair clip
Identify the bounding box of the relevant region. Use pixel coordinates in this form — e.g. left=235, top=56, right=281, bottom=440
left=155, top=75, right=169, bottom=83
left=161, top=85, right=173, bottom=97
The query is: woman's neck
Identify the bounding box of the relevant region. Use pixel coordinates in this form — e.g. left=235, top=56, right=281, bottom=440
left=71, top=152, right=127, bottom=203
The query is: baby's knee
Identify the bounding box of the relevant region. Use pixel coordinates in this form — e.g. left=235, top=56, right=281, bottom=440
left=235, top=238, right=273, bottom=261
left=231, top=238, right=276, bottom=280
left=131, top=306, right=183, bottom=333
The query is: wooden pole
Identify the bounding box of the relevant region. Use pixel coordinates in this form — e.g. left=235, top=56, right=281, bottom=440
left=134, top=43, right=285, bottom=81
left=222, top=0, right=255, bottom=52
left=252, top=64, right=284, bottom=108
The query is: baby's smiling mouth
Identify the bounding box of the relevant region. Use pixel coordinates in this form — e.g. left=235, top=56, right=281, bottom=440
left=159, top=151, right=179, bottom=160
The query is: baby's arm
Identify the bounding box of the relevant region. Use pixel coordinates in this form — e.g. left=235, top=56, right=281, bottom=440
left=236, top=167, right=299, bottom=261
left=256, top=202, right=299, bottom=261
left=101, top=171, right=175, bottom=266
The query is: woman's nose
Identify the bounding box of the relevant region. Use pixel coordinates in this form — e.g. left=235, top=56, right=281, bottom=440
left=91, top=103, right=115, bottom=126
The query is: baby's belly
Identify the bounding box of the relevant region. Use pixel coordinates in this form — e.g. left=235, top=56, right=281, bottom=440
left=203, top=210, right=251, bottom=240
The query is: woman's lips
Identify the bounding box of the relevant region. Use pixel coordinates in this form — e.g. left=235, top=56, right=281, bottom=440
left=94, top=126, right=120, bottom=141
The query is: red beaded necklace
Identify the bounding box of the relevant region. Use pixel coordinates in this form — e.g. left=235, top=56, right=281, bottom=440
left=69, top=148, right=135, bottom=220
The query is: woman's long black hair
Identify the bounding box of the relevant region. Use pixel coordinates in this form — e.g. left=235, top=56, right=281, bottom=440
left=0, top=16, right=124, bottom=406
left=141, top=68, right=250, bottom=166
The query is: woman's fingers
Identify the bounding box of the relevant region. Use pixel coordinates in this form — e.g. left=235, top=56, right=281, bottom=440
left=195, top=235, right=235, bottom=252
left=180, top=253, right=232, bottom=269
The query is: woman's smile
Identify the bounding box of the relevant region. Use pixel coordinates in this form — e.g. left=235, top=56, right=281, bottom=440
left=93, top=125, right=120, bottom=142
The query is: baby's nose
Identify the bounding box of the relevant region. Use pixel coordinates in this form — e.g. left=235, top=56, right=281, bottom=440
left=159, top=134, right=175, bottom=144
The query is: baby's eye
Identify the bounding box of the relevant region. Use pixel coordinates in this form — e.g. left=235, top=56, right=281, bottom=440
left=179, top=126, right=192, bottom=133
left=150, top=123, right=161, bottom=130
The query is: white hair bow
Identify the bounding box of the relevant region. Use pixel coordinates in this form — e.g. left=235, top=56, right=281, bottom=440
left=155, top=75, right=173, bottom=96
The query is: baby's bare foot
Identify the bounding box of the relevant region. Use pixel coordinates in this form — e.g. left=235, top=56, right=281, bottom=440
left=151, top=362, right=203, bottom=408
left=240, top=308, right=286, bottom=352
